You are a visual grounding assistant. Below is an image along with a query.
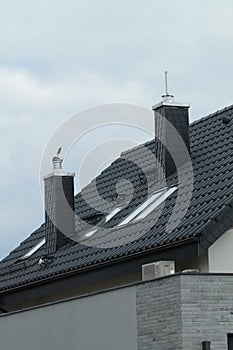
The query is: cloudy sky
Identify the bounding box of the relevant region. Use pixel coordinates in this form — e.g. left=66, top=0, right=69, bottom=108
left=0, top=0, right=233, bottom=259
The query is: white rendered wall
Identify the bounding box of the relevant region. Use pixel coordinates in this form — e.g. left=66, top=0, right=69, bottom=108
left=0, top=286, right=138, bottom=350
left=208, top=228, right=233, bottom=272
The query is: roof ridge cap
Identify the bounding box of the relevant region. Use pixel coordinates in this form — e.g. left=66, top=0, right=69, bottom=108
left=190, top=103, right=233, bottom=126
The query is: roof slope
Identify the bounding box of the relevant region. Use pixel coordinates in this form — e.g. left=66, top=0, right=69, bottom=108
left=0, top=104, right=233, bottom=292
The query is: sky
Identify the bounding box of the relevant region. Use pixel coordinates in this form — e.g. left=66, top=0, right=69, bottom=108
left=0, top=0, right=233, bottom=259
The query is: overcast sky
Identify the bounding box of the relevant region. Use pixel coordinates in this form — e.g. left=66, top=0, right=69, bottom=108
left=0, top=0, right=233, bottom=259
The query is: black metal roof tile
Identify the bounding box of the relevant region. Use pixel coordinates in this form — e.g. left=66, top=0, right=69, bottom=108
left=0, top=104, right=233, bottom=291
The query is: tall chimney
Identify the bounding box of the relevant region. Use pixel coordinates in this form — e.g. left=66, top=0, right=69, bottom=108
left=152, top=72, right=190, bottom=178
left=43, top=149, right=75, bottom=255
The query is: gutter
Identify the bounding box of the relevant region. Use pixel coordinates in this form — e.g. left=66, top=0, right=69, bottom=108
left=0, top=237, right=198, bottom=297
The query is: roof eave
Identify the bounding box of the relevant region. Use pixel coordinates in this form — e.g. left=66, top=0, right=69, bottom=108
left=199, top=199, right=233, bottom=250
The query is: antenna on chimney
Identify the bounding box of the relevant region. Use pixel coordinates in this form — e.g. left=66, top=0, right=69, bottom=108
left=162, top=71, right=174, bottom=103
left=165, top=71, right=169, bottom=96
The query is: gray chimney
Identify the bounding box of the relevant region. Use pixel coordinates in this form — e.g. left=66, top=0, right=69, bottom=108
left=43, top=150, right=75, bottom=255
left=152, top=72, right=190, bottom=178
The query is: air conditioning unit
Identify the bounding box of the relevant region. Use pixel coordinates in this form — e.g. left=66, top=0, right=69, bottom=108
left=142, top=261, right=175, bottom=281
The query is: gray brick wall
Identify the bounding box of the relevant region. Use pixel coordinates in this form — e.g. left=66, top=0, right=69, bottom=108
left=136, top=275, right=182, bottom=350
left=1, top=272, right=233, bottom=350
left=136, top=274, right=233, bottom=350
left=181, top=275, right=233, bottom=350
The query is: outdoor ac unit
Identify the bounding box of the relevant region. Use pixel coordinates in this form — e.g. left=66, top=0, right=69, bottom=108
left=142, top=261, right=175, bottom=281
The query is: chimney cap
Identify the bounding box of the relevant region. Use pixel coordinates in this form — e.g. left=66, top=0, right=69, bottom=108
left=43, top=147, right=75, bottom=179
left=161, top=71, right=175, bottom=102
left=152, top=71, right=190, bottom=110
left=52, top=147, right=63, bottom=169
left=152, top=100, right=190, bottom=110
left=52, top=156, right=63, bottom=169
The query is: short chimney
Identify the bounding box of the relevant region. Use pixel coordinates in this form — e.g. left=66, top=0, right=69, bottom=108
left=43, top=149, right=75, bottom=255
left=152, top=72, right=190, bottom=178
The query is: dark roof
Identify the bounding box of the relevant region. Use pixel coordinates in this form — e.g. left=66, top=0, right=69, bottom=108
left=0, top=104, right=233, bottom=292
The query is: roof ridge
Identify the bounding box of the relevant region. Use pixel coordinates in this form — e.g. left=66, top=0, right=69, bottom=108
left=120, top=139, right=153, bottom=157
left=190, top=103, right=233, bottom=126
left=121, top=103, right=233, bottom=158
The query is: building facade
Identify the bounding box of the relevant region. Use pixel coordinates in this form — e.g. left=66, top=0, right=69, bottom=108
left=0, top=88, right=232, bottom=349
